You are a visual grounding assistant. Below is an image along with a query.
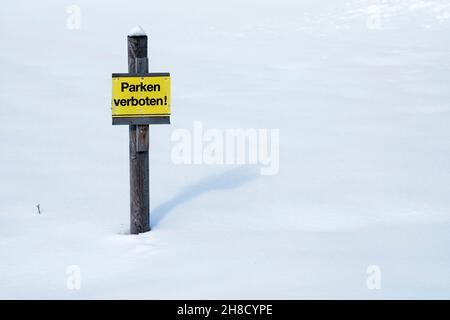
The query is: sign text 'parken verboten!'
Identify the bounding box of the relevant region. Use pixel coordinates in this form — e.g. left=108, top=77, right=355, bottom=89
left=111, top=74, right=171, bottom=118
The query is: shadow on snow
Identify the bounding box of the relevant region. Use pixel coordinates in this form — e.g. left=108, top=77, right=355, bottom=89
left=151, top=166, right=259, bottom=228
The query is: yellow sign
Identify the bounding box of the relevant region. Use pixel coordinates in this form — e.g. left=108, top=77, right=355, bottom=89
left=111, top=73, right=170, bottom=124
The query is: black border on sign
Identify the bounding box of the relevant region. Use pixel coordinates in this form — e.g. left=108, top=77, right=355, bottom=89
left=112, top=73, right=170, bottom=78
left=113, top=114, right=171, bottom=117
left=112, top=116, right=170, bottom=125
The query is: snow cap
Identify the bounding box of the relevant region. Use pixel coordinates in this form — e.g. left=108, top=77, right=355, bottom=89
left=128, top=25, right=146, bottom=37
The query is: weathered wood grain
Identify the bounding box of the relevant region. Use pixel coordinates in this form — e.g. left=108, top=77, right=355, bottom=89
left=128, top=34, right=150, bottom=234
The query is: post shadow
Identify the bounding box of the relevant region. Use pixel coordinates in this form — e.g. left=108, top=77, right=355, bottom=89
left=151, top=166, right=260, bottom=228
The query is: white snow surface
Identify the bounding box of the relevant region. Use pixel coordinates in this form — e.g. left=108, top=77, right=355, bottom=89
left=1, top=0, right=450, bottom=299
left=128, top=25, right=146, bottom=37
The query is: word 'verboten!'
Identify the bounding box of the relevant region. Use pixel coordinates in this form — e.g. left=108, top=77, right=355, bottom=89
left=111, top=73, right=171, bottom=125
left=113, top=95, right=167, bottom=107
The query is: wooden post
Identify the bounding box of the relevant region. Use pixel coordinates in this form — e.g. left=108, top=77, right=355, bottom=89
left=128, top=33, right=150, bottom=234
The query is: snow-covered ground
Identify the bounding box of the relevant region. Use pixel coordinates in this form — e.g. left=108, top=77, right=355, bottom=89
left=1, top=0, right=450, bottom=299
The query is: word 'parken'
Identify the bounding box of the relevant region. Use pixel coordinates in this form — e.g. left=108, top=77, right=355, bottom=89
left=121, top=82, right=160, bottom=92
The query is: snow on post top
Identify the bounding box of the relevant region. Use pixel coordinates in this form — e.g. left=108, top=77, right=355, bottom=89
left=128, top=25, right=146, bottom=37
